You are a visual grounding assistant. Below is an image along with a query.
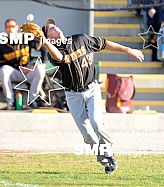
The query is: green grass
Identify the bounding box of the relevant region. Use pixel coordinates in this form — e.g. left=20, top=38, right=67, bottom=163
left=0, top=153, right=163, bottom=187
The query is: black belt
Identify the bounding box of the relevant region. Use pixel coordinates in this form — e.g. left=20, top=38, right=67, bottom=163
left=65, top=80, right=97, bottom=92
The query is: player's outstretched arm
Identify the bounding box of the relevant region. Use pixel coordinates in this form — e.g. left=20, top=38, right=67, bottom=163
left=43, top=37, right=63, bottom=62
left=105, top=40, right=144, bottom=62
left=20, top=22, right=64, bottom=62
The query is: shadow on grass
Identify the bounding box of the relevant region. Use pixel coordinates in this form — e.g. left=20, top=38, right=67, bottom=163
left=36, top=171, right=63, bottom=175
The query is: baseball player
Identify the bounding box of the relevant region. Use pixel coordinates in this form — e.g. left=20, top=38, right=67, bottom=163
left=41, top=18, right=144, bottom=174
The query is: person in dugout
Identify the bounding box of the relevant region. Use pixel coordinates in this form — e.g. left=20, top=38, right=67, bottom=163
left=146, top=0, right=164, bottom=61
left=0, top=18, right=48, bottom=110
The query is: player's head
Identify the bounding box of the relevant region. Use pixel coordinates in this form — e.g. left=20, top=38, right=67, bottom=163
left=43, top=18, right=64, bottom=40
left=5, top=19, right=19, bottom=36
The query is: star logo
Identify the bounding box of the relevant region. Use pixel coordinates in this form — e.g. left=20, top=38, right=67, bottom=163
left=14, top=57, right=65, bottom=106
left=138, top=25, right=163, bottom=49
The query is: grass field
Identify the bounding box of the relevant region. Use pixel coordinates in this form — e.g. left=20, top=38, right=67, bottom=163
left=0, top=153, right=163, bottom=187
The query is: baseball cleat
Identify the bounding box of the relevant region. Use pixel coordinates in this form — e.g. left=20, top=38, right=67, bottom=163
left=105, top=156, right=118, bottom=174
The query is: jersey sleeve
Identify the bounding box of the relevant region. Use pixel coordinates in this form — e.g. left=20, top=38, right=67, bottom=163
left=47, top=52, right=64, bottom=66
left=82, top=34, right=106, bottom=53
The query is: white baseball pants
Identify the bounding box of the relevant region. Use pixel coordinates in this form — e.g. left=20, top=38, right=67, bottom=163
left=0, top=65, right=45, bottom=104
left=65, top=81, right=114, bottom=167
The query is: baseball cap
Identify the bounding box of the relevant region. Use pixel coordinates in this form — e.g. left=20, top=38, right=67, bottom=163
left=45, top=18, right=56, bottom=33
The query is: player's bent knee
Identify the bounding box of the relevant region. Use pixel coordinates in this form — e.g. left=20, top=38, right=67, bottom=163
left=0, top=65, right=13, bottom=78
left=0, top=65, right=12, bottom=73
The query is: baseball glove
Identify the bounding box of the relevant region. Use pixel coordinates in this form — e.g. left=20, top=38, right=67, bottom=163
left=20, top=23, right=44, bottom=39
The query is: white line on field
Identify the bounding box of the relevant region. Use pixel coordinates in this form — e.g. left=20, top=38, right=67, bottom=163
left=0, top=181, right=42, bottom=187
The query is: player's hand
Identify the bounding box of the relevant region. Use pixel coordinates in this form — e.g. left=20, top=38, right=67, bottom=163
left=127, top=48, right=144, bottom=62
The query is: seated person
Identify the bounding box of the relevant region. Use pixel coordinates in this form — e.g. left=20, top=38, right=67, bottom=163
left=146, top=0, right=164, bottom=61
left=147, top=0, right=164, bottom=32
left=0, top=18, right=47, bottom=110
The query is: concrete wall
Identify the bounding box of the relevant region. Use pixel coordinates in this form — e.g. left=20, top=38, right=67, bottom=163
left=0, top=113, right=163, bottom=153
left=0, top=0, right=90, bottom=36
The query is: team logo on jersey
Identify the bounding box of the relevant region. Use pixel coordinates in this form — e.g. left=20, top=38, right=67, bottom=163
left=63, top=46, right=86, bottom=63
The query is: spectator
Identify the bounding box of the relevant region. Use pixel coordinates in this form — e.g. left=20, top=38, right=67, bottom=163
left=0, top=18, right=47, bottom=110
left=147, top=0, right=164, bottom=32
left=146, top=0, right=164, bottom=61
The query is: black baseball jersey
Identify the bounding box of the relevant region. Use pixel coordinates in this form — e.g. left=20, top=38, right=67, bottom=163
left=0, top=39, right=48, bottom=69
left=48, top=34, right=106, bottom=91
